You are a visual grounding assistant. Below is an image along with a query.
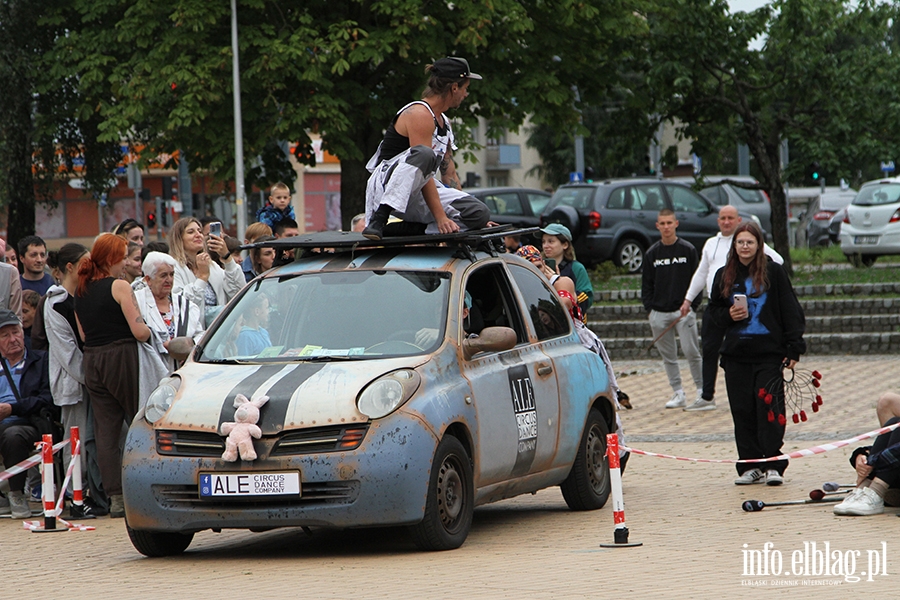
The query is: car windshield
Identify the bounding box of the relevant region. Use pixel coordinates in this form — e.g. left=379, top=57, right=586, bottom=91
left=551, top=187, right=595, bottom=210
left=197, top=270, right=450, bottom=362
left=853, top=184, right=900, bottom=206
left=732, top=186, right=765, bottom=203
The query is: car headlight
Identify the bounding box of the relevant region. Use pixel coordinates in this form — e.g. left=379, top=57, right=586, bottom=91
left=357, top=369, right=421, bottom=419
left=145, top=376, right=181, bottom=424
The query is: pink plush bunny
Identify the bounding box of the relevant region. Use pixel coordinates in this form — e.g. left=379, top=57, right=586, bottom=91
left=220, top=394, right=269, bottom=461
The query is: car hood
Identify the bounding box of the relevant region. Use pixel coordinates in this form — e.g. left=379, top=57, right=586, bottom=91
left=157, top=358, right=426, bottom=434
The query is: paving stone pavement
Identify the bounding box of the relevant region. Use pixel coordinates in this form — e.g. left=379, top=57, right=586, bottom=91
left=3, top=354, right=897, bottom=598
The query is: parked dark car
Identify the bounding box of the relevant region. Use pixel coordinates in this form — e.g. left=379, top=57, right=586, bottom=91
left=539, top=179, right=764, bottom=273
left=468, top=187, right=552, bottom=229
left=801, top=190, right=857, bottom=247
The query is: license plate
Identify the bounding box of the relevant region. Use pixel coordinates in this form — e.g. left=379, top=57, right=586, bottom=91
left=854, top=235, right=879, bottom=244
left=199, top=471, right=301, bottom=497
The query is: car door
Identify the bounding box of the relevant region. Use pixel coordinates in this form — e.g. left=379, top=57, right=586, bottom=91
left=664, top=183, right=718, bottom=249
left=461, top=262, right=561, bottom=485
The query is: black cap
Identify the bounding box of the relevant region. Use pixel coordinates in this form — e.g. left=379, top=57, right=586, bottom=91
left=431, top=57, right=482, bottom=81
left=0, top=309, right=20, bottom=329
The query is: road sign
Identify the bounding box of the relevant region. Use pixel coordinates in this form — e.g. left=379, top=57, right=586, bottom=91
left=569, top=172, right=583, bottom=183
left=881, top=161, right=895, bottom=173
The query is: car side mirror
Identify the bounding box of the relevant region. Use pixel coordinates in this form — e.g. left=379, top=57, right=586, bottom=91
left=462, top=326, right=517, bottom=360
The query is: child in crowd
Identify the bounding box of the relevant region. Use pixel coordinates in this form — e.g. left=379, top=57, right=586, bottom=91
left=255, top=182, right=296, bottom=228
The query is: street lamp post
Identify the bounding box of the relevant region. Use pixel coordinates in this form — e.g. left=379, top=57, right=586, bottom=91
left=231, top=0, right=247, bottom=240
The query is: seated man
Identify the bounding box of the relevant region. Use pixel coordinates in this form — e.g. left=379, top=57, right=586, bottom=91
left=833, top=392, right=900, bottom=516
left=0, top=309, right=53, bottom=518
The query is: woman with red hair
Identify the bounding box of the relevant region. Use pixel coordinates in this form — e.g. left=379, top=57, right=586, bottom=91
left=74, top=233, right=150, bottom=518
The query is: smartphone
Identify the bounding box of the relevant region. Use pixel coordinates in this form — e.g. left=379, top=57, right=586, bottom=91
left=733, top=294, right=748, bottom=311
left=209, top=222, right=222, bottom=237
left=544, top=258, right=557, bottom=271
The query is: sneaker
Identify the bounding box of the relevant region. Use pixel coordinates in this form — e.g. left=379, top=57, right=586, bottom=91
left=834, top=486, right=884, bottom=516
left=8, top=491, right=33, bottom=519
left=109, top=494, right=126, bottom=519
left=765, top=470, right=784, bottom=486
left=0, top=493, right=9, bottom=516
left=68, top=502, right=100, bottom=520
left=683, top=395, right=716, bottom=412
left=616, top=389, right=632, bottom=410
left=734, top=468, right=766, bottom=485
left=665, top=390, right=686, bottom=409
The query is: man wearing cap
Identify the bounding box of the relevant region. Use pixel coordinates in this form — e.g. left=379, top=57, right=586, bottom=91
left=363, top=57, right=491, bottom=240
left=0, top=309, right=53, bottom=518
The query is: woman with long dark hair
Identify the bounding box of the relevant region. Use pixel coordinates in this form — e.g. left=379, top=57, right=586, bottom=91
left=708, top=222, right=806, bottom=487
left=74, top=233, right=150, bottom=517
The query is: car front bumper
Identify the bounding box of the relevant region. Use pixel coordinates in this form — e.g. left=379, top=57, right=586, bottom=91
left=122, top=412, right=438, bottom=533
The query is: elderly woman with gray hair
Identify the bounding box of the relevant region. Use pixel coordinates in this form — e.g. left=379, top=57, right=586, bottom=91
left=135, top=252, right=205, bottom=372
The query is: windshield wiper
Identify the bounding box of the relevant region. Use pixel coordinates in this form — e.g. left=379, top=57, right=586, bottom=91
left=201, top=358, right=254, bottom=365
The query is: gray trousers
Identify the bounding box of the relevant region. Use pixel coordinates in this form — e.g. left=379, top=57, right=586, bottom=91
left=61, top=388, right=109, bottom=509
left=649, top=309, right=703, bottom=393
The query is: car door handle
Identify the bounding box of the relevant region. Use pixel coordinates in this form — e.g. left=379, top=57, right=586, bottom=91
left=537, top=364, right=553, bottom=376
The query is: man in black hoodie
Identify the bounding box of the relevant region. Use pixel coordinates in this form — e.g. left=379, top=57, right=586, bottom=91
left=642, top=209, right=702, bottom=409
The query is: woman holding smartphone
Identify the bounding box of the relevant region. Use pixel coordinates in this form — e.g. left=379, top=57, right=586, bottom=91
left=708, top=222, right=806, bottom=487
left=539, top=223, right=593, bottom=319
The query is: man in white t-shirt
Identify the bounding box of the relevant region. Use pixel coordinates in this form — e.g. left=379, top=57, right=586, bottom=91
left=679, top=205, right=783, bottom=412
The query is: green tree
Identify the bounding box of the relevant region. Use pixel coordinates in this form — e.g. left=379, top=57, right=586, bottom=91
left=645, top=0, right=900, bottom=271
left=49, top=0, right=647, bottom=229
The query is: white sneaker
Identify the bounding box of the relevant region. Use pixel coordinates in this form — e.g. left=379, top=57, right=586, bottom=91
left=684, top=394, right=716, bottom=412
left=665, top=390, right=686, bottom=409
left=765, top=470, right=784, bottom=486
left=833, top=486, right=884, bottom=516
left=734, top=468, right=766, bottom=485
left=7, top=491, right=32, bottom=519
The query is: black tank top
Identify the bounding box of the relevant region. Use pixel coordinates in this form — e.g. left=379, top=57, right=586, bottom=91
left=379, top=102, right=448, bottom=162
left=75, top=278, right=134, bottom=347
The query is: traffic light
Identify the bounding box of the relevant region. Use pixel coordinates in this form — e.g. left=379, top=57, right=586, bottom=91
left=809, top=161, right=821, bottom=183
left=146, top=212, right=156, bottom=230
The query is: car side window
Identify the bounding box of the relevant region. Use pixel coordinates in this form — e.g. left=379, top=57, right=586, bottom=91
left=632, top=185, right=666, bottom=211
left=606, top=187, right=627, bottom=209
left=508, top=264, right=571, bottom=341
left=700, top=185, right=726, bottom=206
left=483, top=193, right=524, bottom=216
left=526, top=193, right=551, bottom=215
left=463, top=264, right=526, bottom=344
left=667, top=185, right=710, bottom=213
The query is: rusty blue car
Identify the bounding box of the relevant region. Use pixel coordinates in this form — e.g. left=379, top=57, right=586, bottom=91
left=122, top=229, right=616, bottom=556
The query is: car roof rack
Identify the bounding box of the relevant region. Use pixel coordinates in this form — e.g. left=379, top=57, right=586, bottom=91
left=243, top=225, right=540, bottom=262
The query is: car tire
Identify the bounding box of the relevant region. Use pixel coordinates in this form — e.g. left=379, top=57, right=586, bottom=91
left=544, top=205, right=581, bottom=239
left=560, top=407, right=611, bottom=511
left=613, top=239, right=644, bottom=274
left=127, top=523, right=194, bottom=557
left=408, top=435, right=474, bottom=551
left=846, top=253, right=878, bottom=268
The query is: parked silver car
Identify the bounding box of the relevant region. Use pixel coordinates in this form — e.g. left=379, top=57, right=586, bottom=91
left=801, top=190, right=857, bottom=247
left=686, top=175, right=773, bottom=238
left=840, top=177, right=900, bottom=266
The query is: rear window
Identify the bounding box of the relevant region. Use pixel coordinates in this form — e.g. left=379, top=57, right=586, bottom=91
left=853, top=184, right=900, bottom=206
left=732, top=186, right=766, bottom=203
left=550, top=187, right=595, bottom=210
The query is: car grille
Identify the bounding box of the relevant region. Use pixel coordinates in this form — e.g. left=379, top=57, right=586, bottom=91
left=155, top=424, right=370, bottom=457
left=152, top=481, right=360, bottom=509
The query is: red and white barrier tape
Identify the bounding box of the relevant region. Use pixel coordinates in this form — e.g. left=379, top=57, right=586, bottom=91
left=0, top=439, right=68, bottom=483
left=53, top=440, right=81, bottom=518
left=23, top=517, right=95, bottom=532
left=623, top=421, right=900, bottom=464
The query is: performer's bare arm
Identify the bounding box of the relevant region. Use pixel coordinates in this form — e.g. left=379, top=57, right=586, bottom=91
left=440, top=148, right=462, bottom=190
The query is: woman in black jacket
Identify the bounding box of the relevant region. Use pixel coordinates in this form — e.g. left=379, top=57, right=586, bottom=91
left=709, top=222, right=805, bottom=487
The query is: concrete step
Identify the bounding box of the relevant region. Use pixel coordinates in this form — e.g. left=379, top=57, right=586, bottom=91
left=594, top=282, right=900, bottom=303
left=588, top=297, right=900, bottom=320
left=600, top=332, right=900, bottom=360
left=589, top=314, right=900, bottom=338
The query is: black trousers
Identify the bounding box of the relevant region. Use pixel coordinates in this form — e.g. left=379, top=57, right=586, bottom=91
left=723, top=358, right=788, bottom=475
left=700, top=306, right=726, bottom=401
left=0, top=421, right=40, bottom=491
left=868, top=416, right=900, bottom=487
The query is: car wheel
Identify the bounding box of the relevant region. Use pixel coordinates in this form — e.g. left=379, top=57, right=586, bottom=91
left=408, top=435, right=474, bottom=551
left=613, top=239, right=644, bottom=274
left=127, top=523, right=194, bottom=557
left=545, top=205, right=581, bottom=239
left=560, top=407, right=611, bottom=511
left=846, top=253, right=878, bottom=268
